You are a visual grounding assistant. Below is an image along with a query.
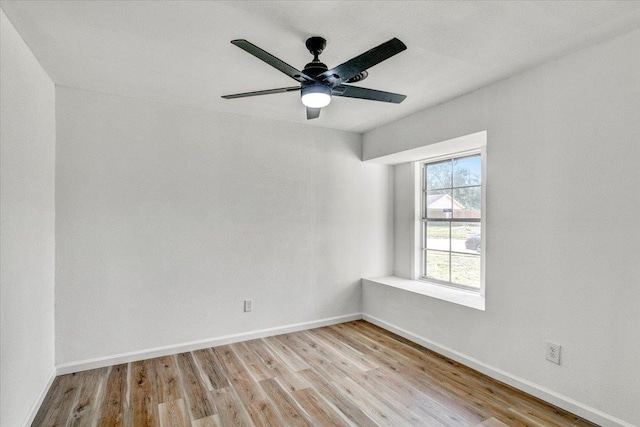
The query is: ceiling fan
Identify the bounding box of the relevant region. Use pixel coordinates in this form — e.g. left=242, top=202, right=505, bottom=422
left=222, top=36, right=407, bottom=119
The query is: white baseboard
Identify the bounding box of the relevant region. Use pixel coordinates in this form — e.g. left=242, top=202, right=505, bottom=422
left=22, top=367, right=56, bottom=427
left=56, top=313, right=363, bottom=375
left=362, top=313, right=634, bottom=427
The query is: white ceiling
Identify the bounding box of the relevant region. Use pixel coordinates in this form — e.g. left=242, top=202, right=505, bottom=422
left=3, top=1, right=640, bottom=133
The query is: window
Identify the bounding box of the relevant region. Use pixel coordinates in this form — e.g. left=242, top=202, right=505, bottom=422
left=420, top=152, right=483, bottom=291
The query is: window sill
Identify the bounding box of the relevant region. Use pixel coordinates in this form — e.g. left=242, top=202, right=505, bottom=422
left=363, top=276, right=485, bottom=311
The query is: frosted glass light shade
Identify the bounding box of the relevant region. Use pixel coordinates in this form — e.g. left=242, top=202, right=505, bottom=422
left=301, top=84, right=331, bottom=108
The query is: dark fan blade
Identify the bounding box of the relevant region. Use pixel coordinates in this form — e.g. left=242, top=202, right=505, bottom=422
left=320, top=38, right=406, bottom=86
left=231, top=40, right=314, bottom=83
left=222, top=86, right=300, bottom=99
left=332, top=85, right=406, bottom=103
left=306, top=107, right=321, bottom=120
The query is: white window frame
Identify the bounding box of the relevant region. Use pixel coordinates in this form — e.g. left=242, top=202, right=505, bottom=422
left=417, top=149, right=485, bottom=293
left=410, top=134, right=487, bottom=298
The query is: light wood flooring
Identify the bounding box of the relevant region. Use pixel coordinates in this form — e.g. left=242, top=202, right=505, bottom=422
left=33, top=320, right=596, bottom=426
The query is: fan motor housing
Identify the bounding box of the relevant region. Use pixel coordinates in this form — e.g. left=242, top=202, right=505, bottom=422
left=302, top=61, right=328, bottom=78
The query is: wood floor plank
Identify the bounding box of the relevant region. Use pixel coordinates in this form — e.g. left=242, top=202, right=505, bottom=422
left=56, top=374, right=86, bottom=426
left=292, top=387, right=352, bottom=427
left=211, top=386, right=254, bottom=426
left=356, top=320, right=542, bottom=416
left=122, top=406, right=134, bottom=427
left=273, top=332, right=347, bottom=381
left=362, top=366, right=473, bottom=426
left=67, top=368, right=107, bottom=427
left=158, top=398, right=191, bottom=427
left=354, top=321, right=528, bottom=410
left=175, top=352, right=217, bottom=421
left=308, top=326, right=367, bottom=356
left=349, top=368, right=447, bottom=426
left=347, top=324, right=499, bottom=422
left=191, top=414, right=222, bottom=427
left=212, top=345, right=267, bottom=405
left=212, top=344, right=286, bottom=427
left=259, top=377, right=313, bottom=427
left=230, top=341, right=273, bottom=382
left=131, top=358, right=160, bottom=426
left=307, top=327, right=380, bottom=371
left=477, top=417, right=511, bottom=427
left=329, top=322, right=384, bottom=354
left=298, top=368, right=378, bottom=427
left=331, top=376, right=411, bottom=426
left=244, top=400, right=286, bottom=427
left=262, top=335, right=310, bottom=371
left=243, top=339, right=309, bottom=394
left=295, top=330, right=369, bottom=376
left=192, top=348, right=230, bottom=391
left=356, top=324, right=552, bottom=427
left=507, top=400, right=587, bottom=427
left=354, top=324, right=540, bottom=425
left=32, top=320, right=597, bottom=427
left=153, top=355, right=183, bottom=403
left=96, top=364, right=128, bottom=427
left=366, top=347, right=488, bottom=424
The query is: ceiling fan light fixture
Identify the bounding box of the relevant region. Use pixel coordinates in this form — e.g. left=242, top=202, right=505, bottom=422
left=223, top=37, right=407, bottom=119
left=301, top=83, right=331, bottom=108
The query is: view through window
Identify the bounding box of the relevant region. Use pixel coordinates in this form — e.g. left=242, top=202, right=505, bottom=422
left=421, top=153, right=482, bottom=290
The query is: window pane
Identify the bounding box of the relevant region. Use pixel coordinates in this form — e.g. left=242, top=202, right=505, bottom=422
left=451, top=222, right=481, bottom=254
left=453, top=186, right=481, bottom=219
left=425, top=221, right=450, bottom=251
left=425, top=189, right=452, bottom=218
left=453, top=155, right=481, bottom=187
left=421, top=152, right=483, bottom=291
left=451, top=253, right=481, bottom=288
left=425, top=250, right=449, bottom=282
left=426, top=160, right=451, bottom=190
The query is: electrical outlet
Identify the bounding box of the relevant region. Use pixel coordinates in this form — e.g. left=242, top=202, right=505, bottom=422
left=546, top=342, right=561, bottom=364
left=244, top=299, right=253, bottom=312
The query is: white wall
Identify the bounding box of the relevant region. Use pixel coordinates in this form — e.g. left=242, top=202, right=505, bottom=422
left=363, top=29, right=640, bottom=426
left=0, top=9, right=56, bottom=427
left=55, top=86, right=393, bottom=365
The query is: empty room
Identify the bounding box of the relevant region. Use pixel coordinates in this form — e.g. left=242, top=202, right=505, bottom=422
left=1, top=1, right=639, bottom=426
